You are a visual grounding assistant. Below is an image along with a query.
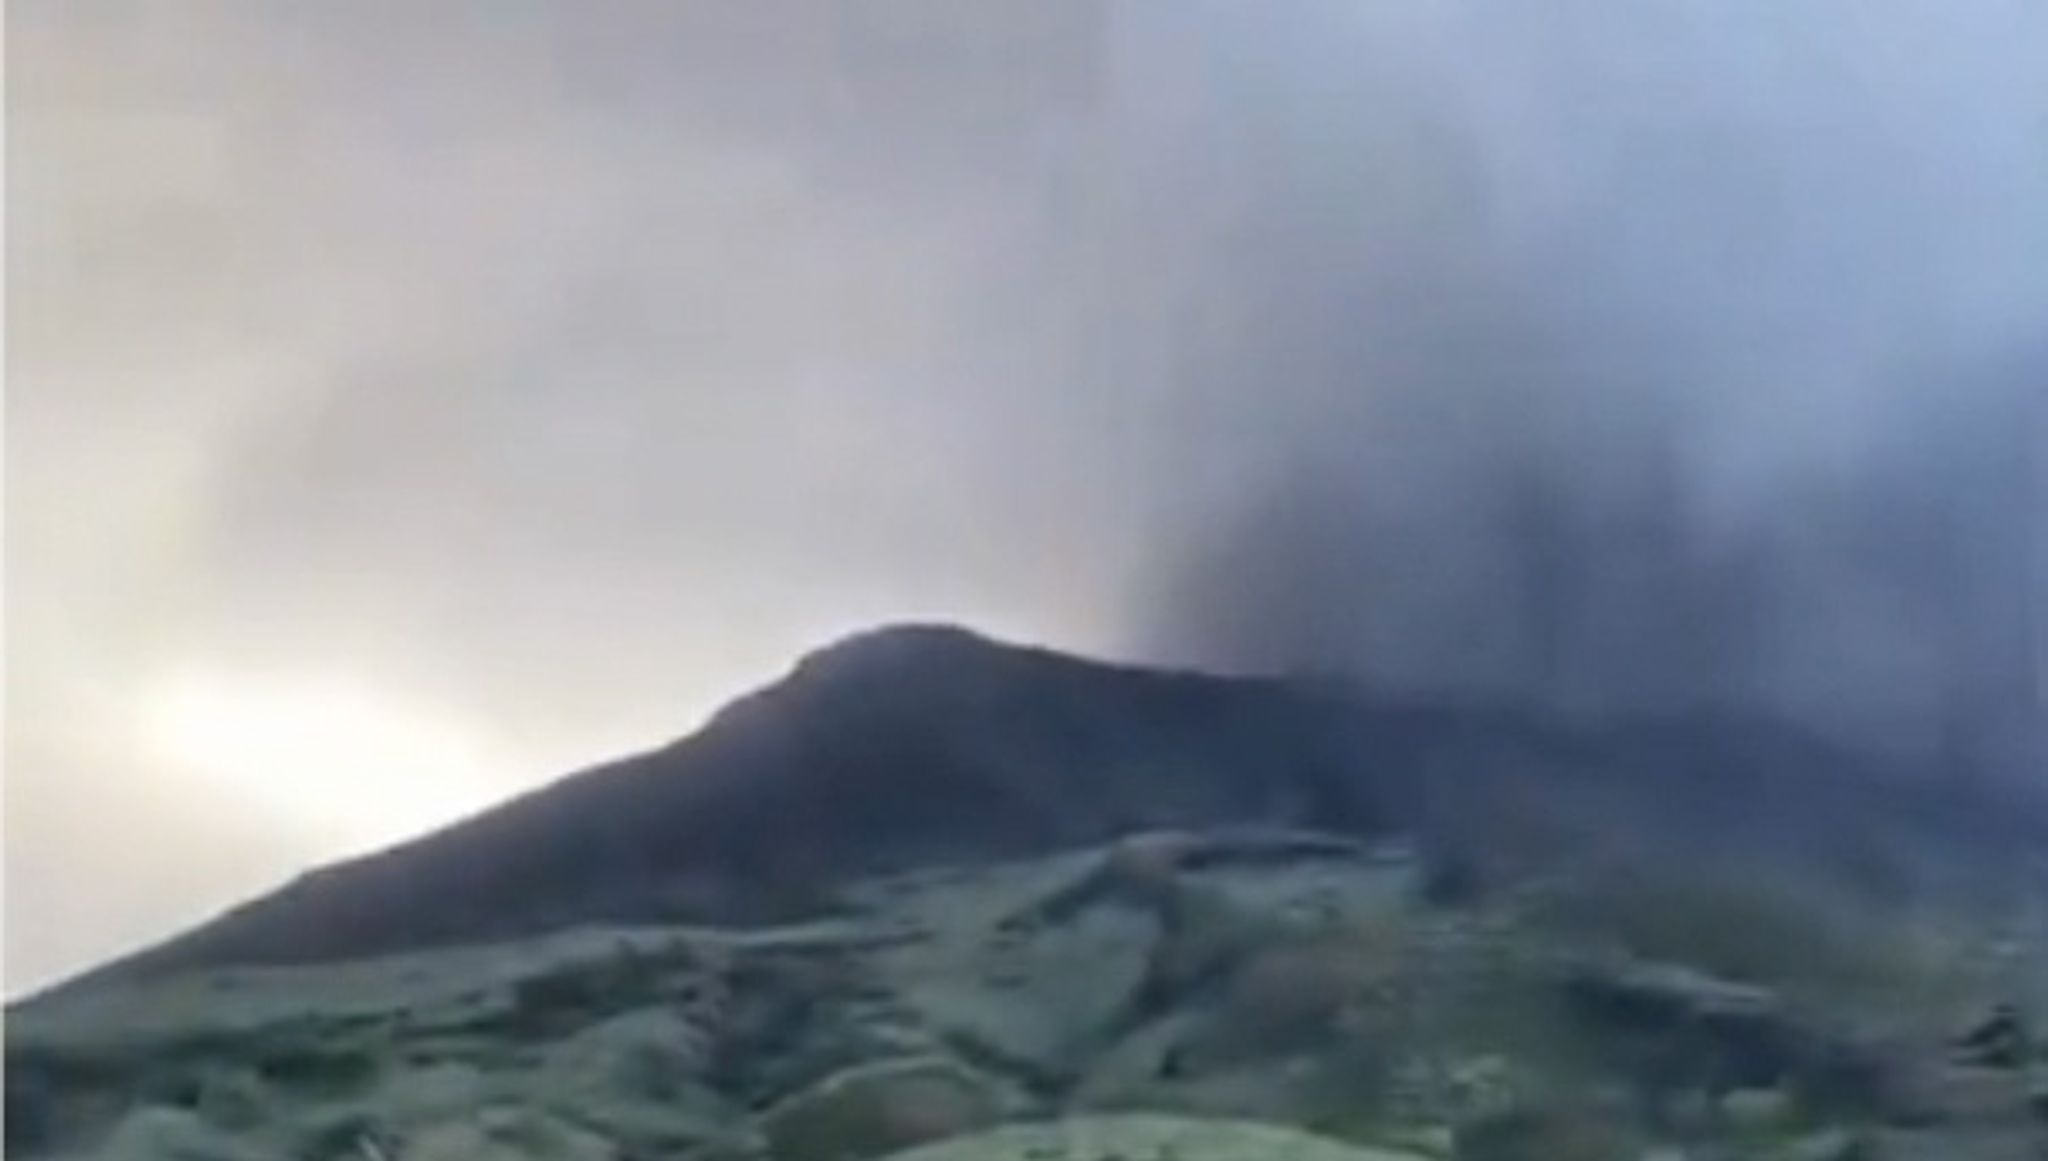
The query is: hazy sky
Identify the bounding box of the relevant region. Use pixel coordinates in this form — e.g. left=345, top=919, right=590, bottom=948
left=9, top=2, right=2046, bottom=994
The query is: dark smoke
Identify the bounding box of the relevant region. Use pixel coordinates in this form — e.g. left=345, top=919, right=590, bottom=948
left=1062, top=3, right=2048, bottom=778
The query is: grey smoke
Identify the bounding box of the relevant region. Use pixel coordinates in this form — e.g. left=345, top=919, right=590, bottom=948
left=1087, top=2, right=2048, bottom=775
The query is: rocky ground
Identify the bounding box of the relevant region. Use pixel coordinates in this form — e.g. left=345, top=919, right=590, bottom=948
left=9, top=824, right=2047, bottom=1161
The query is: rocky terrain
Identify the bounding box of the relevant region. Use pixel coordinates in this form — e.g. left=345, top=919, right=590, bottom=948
left=8, top=627, right=2048, bottom=1159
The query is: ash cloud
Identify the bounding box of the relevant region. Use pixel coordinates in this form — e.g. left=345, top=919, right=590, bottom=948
left=1088, top=2, right=2048, bottom=775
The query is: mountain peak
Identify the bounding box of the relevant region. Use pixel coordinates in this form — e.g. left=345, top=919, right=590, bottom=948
left=788, top=622, right=1004, bottom=681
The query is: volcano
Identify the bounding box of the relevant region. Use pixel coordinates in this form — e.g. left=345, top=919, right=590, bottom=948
left=48, top=624, right=2041, bottom=996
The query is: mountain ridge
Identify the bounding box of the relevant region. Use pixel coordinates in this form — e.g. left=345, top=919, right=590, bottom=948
left=37, top=623, right=2042, bottom=1000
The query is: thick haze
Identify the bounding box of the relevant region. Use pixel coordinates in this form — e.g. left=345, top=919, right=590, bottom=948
left=9, top=1, right=2045, bottom=992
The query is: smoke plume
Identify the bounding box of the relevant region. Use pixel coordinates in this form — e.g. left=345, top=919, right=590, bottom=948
left=1074, top=2, right=2048, bottom=775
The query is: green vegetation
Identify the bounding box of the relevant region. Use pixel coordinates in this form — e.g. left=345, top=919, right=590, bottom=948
left=1519, top=864, right=1952, bottom=999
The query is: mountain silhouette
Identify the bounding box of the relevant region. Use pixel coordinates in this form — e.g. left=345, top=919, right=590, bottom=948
left=52, top=624, right=2041, bottom=995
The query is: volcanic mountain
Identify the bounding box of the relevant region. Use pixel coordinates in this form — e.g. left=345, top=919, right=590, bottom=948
left=50, top=624, right=2044, bottom=995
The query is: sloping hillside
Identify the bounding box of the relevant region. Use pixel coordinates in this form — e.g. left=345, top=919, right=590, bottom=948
left=9, top=824, right=2046, bottom=1159
left=46, top=625, right=2045, bottom=996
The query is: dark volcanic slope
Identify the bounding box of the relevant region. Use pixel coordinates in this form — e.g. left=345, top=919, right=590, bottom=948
left=53, top=625, right=2040, bottom=994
